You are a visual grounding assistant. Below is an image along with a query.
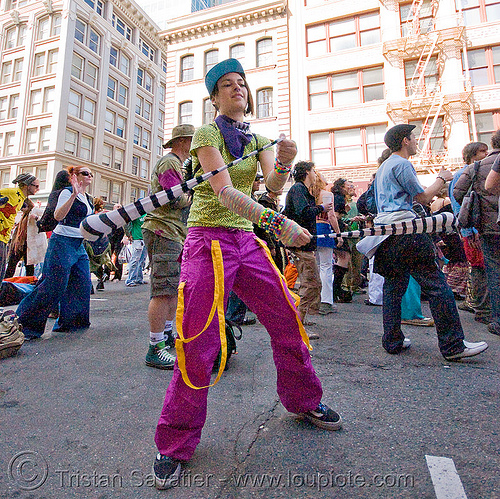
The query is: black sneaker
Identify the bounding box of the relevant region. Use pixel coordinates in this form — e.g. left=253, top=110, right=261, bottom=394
left=302, top=402, right=342, bottom=431
left=153, top=454, right=182, bottom=490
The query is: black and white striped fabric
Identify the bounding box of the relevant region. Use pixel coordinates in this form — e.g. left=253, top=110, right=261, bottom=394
left=80, top=139, right=281, bottom=241
left=314, top=213, right=457, bottom=240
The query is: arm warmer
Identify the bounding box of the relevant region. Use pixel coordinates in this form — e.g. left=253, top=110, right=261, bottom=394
left=218, top=186, right=306, bottom=247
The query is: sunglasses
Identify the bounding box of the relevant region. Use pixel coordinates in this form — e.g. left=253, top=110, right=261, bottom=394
left=79, top=171, right=93, bottom=177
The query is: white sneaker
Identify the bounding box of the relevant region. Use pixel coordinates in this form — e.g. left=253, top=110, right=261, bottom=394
left=444, top=340, right=488, bottom=361
left=402, top=338, right=411, bottom=349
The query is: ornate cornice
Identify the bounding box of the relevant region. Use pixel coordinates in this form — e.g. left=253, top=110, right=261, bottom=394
left=111, top=0, right=168, bottom=51
left=161, top=1, right=287, bottom=43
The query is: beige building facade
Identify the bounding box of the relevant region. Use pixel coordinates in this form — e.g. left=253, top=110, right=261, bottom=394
left=0, top=0, right=168, bottom=205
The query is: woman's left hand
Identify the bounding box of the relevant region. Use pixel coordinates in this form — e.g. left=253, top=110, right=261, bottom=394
left=276, top=133, right=297, bottom=166
left=70, top=174, right=85, bottom=196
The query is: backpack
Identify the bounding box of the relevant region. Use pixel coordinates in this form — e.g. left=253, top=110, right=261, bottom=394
left=357, top=183, right=377, bottom=216
left=36, top=188, right=63, bottom=232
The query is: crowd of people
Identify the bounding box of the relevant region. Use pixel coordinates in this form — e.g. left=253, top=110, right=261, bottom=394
left=0, top=58, right=499, bottom=490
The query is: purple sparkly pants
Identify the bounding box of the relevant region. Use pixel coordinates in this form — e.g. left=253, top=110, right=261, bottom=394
left=155, top=227, right=323, bottom=461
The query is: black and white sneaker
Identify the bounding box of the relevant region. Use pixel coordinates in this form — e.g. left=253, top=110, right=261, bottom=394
left=153, top=454, right=182, bottom=490
left=302, top=402, right=342, bottom=431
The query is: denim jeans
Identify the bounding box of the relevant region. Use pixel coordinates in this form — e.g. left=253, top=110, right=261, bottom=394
left=480, top=234, right=500, bottom=323
left=125, top=239, right=147, bottom=285
left=16, top=234, right=91, bottom=338
left=383, top=268, right=465, bottom=357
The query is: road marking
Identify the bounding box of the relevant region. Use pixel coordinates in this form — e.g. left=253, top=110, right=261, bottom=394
left=425, top=455, right=468, bottom=499
left=90, top=298, right=108, bottom=301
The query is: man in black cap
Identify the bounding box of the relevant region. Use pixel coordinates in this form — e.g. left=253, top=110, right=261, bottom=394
left=0, top=173, right=39, bottom=280
left=369, top=124, right=488, bottom=361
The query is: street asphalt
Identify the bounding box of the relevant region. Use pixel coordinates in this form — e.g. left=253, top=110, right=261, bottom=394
left=0, top=277, right=498, bottom=499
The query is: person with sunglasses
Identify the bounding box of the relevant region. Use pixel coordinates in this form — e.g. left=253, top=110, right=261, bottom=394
left=16, top=166, right=94, bottom=339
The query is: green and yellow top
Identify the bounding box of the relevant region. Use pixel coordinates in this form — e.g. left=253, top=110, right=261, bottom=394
left=187, top=123, right=269, bottom=230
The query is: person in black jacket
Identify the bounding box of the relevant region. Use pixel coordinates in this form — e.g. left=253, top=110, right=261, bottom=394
left=284, top=161, right=332, bottom=329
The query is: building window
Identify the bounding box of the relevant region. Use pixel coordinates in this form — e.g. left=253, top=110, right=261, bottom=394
left=179, top=101, right=193, bottom=124
left=136, top=96, right=143, bottom=116
left=162, top=59, right=167, bottom=74
left=85, top=62, right=98, bottom=87
left=204, top=50, right=218, bottom=75
left=114, top=148, right=124, bottom=170
left=157, top=135, right=163, bottom=156
left=40, top=126, right=51, bottom=151
left=68, top=90, right=81, bottom=118
left=112, top=14, right=132, bottom=41
left=400, top=0, right=434, bottom=37
left=469, top=110, right=500, bottom=144
left=107, top=77, right=116, bottom=99
left=456, top=0, right=500, bottom=26
left=145, top=73, right=153, bottom=92
left=25, top=126, right=51, bottom=153
left=203, top=98, right=215, bottom=124
left=306, top=11, right=380, bottom=57
left=4, top=24, right=27, bottom=49
left=1, top=61, right=12, bottom=84
left=134, top=125, right=141, bottom=145
left=180, top=55, right=194, bottom=82
left=409, top=117, right=445, bottom=154
left=309, top=66, right=384, bottom=110
left=29, top=90, right=42, bottom=115
left=71, top=53, right=84, bottom=79
left=105, top=109, right=114, bottom=133
left=5, top=132, right=15, bottom=157
left=158, top=110, right=164, bottom=130
left=8, top=95, right=19, bottom=119
left=132, top=155, right=139, bottom=175
left=33, top=53, right=45, bottom=77
left=256, top=38, right=273, bottom=67
left=110, top=47, right=130, bottom=76
left=144, top=101, right=152, bottom=121
left=83, top=98, right=95, bottom=124
left=118, top=83, right=127, bottom=106
left=0, top=98, right=7, bottom=120
left=43, top=87, right=55, bottom=113
left=84, top=0, right=104, bottom=15
left=405, top=56, right=439, bottom=96
left=140, top=158, right=148, bottom=178
left=142, top=130, right=150, bottom=150
left=13, top=59, right=23, bottom=82
left=37, top=14, right=62, bottom=40
left=310, top=124, right=386, bottom=166
left=116, top=115, right=126, bottom=138
left=47, top=50, right=58, bottom=73
left=464, top=46, right=500, bottom=86
left=159, top=84, right=166, bottom=102
left=256, top=88, right=273, bottom=118
left=120, top=54, right=130, bottom=75
left=64, top=129, right=78, bottom=155
left=102, top=143, right=112, bottom=166
left=75, top=19, right=100, bottom=54
left=230, top=43, right=245, bottom=62
left=81, top=135, right=93, bottom=161
left=140, top=38, right=155, bottom=61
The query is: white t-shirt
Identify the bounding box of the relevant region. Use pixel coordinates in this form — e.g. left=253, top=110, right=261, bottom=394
left=53, top=189, right=93, bottom=238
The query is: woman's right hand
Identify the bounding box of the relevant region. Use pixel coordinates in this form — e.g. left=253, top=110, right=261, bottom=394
left=70, top=173, right=85, bottom=196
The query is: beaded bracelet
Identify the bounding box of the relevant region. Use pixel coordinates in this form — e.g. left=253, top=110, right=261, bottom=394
left=274, top=158, right=292, bottom=175
left=258, top=208, right=287, bottom=238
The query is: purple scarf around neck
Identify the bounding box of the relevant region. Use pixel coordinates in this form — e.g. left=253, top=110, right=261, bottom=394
left=215, top=115, right=253, bottom=158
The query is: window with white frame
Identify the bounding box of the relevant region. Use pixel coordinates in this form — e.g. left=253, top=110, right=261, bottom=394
left=75, top=18, right=100, bottom=54
left=204, top=50, right=218, bottom=75
left=256, top=38, right=273, bottom=67
left=100, top=178, right=110, bottom=201
left=159, top=84, right=166, bottom=102
left=400, top=0, right=434, bottom=37
left=111, top=182, right=121, bottom=203
left=37, top=14, right=62, bottom=40
left=83, top=98, right=95, bottom=124
left=80, top=134, right=93, bottom=161
left=456, top=0, right=500, bottom=26
left=179, top=101, right=192, bottom=124
left=26, top=128, right=38, bottom=153
left=85, top=61, right=98, bottom=88
left=0, top=97, right=7, bottom=120
left=40, top=126, right=51, bottom=151
left=107, top=77, right=116, bottom=99
left=140, top=158, right=148, bottom=178
left=5, top=131, right=16, bottom=157
left=469, top=110, right=500, bottom=144
left=13, top=59, right=23, bottom=82
left=25, top=127, right=51, bottom=153
left=180, top=55, right=194, bottom=82
left=64, top=129, right=77, bottom=155
left=33, top=49, right=58, bottom=77
left=8, top=94, right=19, bottom=119
left=29, top=90, right=42, bottom=115
left=33, top=53, right=45, bottom=77
left=203, top=98, right=215, bottom=124
left=110, top=46, right=130, bottom=76
left=133, top=125, right=141, bottom=145
left=230, top=43, right=245, bottom=63
left=104, top=109, right=114, bottom=132
left=112, top=14, right=132, bottom=41
left=132, top=155, right=139, bottom=175
left=142, top=130, right=150, bottom=150
left=68, top=90, right=81, bottom=118
left=84, top=0, right=104, bottom=16
left=140, top=38, right=155, bottom=61
left=1, top=170, right=9, bottom=187
left=162, top=59, right=167, bottom=74
left=136, top=96, right=143, bottom=116
left=43, top=87, right=55, bottom=113
left=118, top=83, right=127, bottom=106
left=310, top=124, right=386, bottom=166
left=102, top=143, right=112, bottom=166
left=158, top=109, right=164, bottom=130
left=145, top=72, right=152, bottom=92
left=71, top=53, right=84, bottom=79
left=116, top=115, right=126, bottom=138
left=256, top=88, right=273, bottom=118
left=464, top=45, right=500, bottom=86
left=47, top=50, right=58, bottom=73
left=144, top=101, right=152, bottom=121
left=1, top=61, right=13, bottom=84
left=4, top=24, right=27, bottom=49
left=157, top=136, right=163, bottom=156
left=114, top=148, right=124, bottom=170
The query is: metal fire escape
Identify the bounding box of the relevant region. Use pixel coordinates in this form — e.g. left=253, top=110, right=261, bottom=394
left=381, top=0, right=474, bottom=173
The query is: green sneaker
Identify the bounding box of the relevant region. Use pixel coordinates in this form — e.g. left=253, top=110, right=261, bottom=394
left=145, top=342, right=176, bottom=370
